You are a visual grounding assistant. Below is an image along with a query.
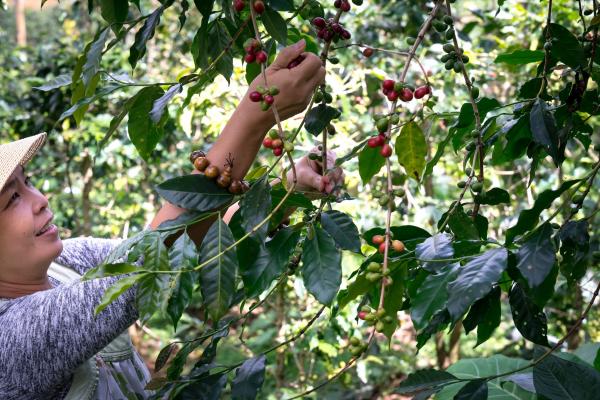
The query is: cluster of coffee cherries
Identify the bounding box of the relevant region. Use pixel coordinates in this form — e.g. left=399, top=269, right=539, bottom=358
left=382, top=79, right=431, bottom=102
left=313, top=85, right=334, bottom=104
left=357, top=303, right=395, bottom=333
left=312, top=17, right=351, bottom=42
left=367, top=113, right=398, bottom=157
left=441, top=42, right=470, bottom=74
left=233, top=0, right=264, bottom=13
left=371, top=187, right=405, bottom=211
left=262, top=130, right=294, bottom=156
left=348, top=337, right=366, bottom=356
left=190, top=151, right=249, bottom=194
left=249, top=85, right=279, bottom=111
left=371, top=234, right=405, bottom=254
left=243, top=38, right=268, bottom=64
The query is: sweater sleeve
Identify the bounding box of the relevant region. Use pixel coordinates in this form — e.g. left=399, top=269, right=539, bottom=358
left=54, top=236, right=125, bottom=275
left=0, top=238, right=140, bottom=399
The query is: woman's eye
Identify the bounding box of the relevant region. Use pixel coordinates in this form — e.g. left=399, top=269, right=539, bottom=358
left=8, top=192, right=19, bottom=206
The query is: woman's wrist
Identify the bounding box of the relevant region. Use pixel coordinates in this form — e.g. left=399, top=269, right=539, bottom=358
left=235, top=96, right=275, bottom=135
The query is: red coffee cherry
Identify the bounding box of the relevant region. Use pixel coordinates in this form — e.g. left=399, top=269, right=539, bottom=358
left=400, top=88, right=414, bottom=102
left=382, top=79, right=395, bottom=91
left=387, top=90, right=399, bottom=102
left=358, top=311, right=368, bottom=320
left=341, top=29, right=351, bottom=40
left=273, top=147, right=283, bottom=156
left=312, top=17, right=326, bottom=28
left=271, top=138, right=283, bottom=148
left=249, top=91, right=263, bottom=102
left=263, top=138, right=273, bottom=148
left=234, top=0, right=245, bottom=12
left=380, top=144, right=393, bottom=158
left=253, top=0, right=265, bottom=14
left=368, top=137, right=380, bottom=148
left=264, top=95, right=275, bottom=105
left=392, top=240, right=405, bottom=252
left=341, top=0, right=351, bottom=12
left=256, top=50, right=268, bottom=64
left=244, top=53, right=256, bottom=63
left=414, top=85, right=431, bottom=99
left=372, top=235, right=385, bottom=245
left=362, top=47, right=374, bottom=58
left=378, top=242, right=387, bottom=254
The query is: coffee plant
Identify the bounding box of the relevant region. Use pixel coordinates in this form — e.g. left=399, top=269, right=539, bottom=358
left=26, top=0, right=600, bottom=398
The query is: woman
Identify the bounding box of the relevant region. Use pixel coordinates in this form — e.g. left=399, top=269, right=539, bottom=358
left=0, top=40, right=343, bottom=399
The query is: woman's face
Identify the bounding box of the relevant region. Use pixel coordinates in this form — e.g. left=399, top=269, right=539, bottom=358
left=0, top=165, right=63, bottom=283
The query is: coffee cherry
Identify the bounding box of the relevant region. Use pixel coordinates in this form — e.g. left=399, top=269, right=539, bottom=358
left=363, top=47, right=374, bottom=57
left=350, top=346, right=364, bottom=356
left=366, top=272, right=382, bottom=282
left=249, top=91, right=263, bottom=102
left=358, top=311, right=368, bottom=320
left=376, top=118, right=389, bottom=133
left=193, top=156, right=210, bottom=172
left=382, top=79, right=395, bottom=91
left=471, top=86, right=480, bottom=99
left=443, top=43, right=455, bottom=53
left=380, top=144, right=393, bottom=158
left=368, top=137, right=380, bottom=148
left=392, top=240, right=405, bottom=252
left=444, top=59, right=455, bottom=70
left=244, top=53, right=256, bottom=63
left=256, top=50, right=268, bottom=64
left=457, top=180, right=467, bottom=189
left=471, top=182, right=483, bottom=193
left=372, top=235, right=385, bottom=245
left=433, top=19, right=447, bottom=32
left=400, top=88, right=414, bottom=102
left=367, top=262, right=382, bottom=273
left=414, top=86, right=430, bottom=99
left=387, top=90, right=399, bottom=102
left=205, top=165, right=219, bottom=179
left=263, top=138, right=273, bottom=148
left=312, top=17, right=326, bottom=28
left=284, top=142, right=295, bottom=152
left=273, top=147, right=283, bottom=156
left=378, top=242, right=387, bottom=254
left=379, top=195, right=389, bottom=207
left=271, top=138, right=283, bottom=148
left=234, top=0, right=245, bottom=12
left=350, top=337, right=361, bottom=346
left=341, top=1, right=351, bottom=12
left=260, top=101, right=270, bottom=111
left=253, top=0, right=265, bottom=13
left=394, top=188, right=405, bottom=197
left=264, top=94, right=275, bottom=105
left=375, top=320, right=385, bottom=332
left=453, top=61, right=462, bottom=72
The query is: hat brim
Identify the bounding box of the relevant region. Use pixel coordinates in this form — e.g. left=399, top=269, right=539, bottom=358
left=0, top=132, right=47, bottom=193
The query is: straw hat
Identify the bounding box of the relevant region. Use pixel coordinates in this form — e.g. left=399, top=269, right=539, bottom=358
left=0, top=132, right=47, bottom=192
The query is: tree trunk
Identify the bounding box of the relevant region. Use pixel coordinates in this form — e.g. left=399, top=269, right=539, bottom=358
left=14, top=0, right=26, bottom=46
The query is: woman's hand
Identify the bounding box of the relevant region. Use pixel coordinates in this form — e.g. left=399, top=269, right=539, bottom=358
left=286, top=148, right=345, bottom=199
left=247, top=40, right=326, bottom=124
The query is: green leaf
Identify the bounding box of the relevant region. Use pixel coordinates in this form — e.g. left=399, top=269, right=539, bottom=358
left=95, top=274, right=145, bottom=315
left=509, top=283, right=550, bottom=346
left=166, top=232, right=198, bottom=329
left=559, top=220, right=590, bottom=281
left=241, top=227, right=300, bottom=297
left=447, top=248, right=508, bottom=322
left=462, top=286, right=501, bottom=347
left=320, top=210, right=361, bottom=253
left=270, top=184, right=315, bottom=210
left=423, top=127, right=454, bottom=179
left=302, top=226, right=342, bottom=305
left=231, top=355, right=267, bottom=400
left=199, top=219, right=239, bottom=321
left=268, top=0, right=294, bottom=11
left=150, top=83, right=182, bottom=124
left=395, top=121, right=427, bottom=180
left=137, top=273, right=171, bottom=325
left=99, top=0, right=129, bottom=31
left=84, top=263, right=141, bottom=280
left=129, top=6, right=164, bottom=69
left=416, top=309, right=451, bottom=349
left=154, top=343, right=177, bottom=373
left=128, top=86, right=167, bottom=161
left=573, top=343, right=600, bottom=369
left=82, top=28, right=109, bottom=88
left=336, top=273, right=371, bottom=310
left=530, top=98, right=563, bottom=167
left=261, top=6, right=288, bottom=45
left=358, top=145, right=386, bottom=184
left=156, top=174, right=234, bottom=212
left=505, top=179, right=580, bottom=244
left=494, top=49, right=545, bottom=65
left=59, top=84, right=123, bottom=123
left=454, top=379, right=488, bottom=400
left=139, top=231, right=170, bottom=271
left=194, top=0, right=214, bottom=16
left=415, top=233, right=454, bottom=273
left=33, top=74, right=73, bottom=91
left=411, top=263, right=460, bottom=331
left=436, top=355, right=535, bottom=400
left=191, top=17, right=210, bottom=70
left=534, top=353, right=600, bottom=399
left=305, top=104, right=340, bottom=136
left=548, top=23, right=585, bottom=69
left=478, top=188, right=510, bottom=206
left=240, top=176, right=271, bottom=241
left=516, top=223, right=556, bottom=288
left=395, top=369, right=458, bottom=395
left=177, top=373, right=228, bottom=399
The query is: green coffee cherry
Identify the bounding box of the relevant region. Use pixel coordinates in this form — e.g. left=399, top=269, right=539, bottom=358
left=441, top=53, right=453, bottom=63
left=453, top=61, right=462, bottom=72
left=443, top=16, right=454, bottom=25
left=443, top=43, right=455, bottom=53
left=366, top=272, right=382, bottom=282
left=390, top=114, right=400, bottom=125
left=383, top=315, right=394, bottom=324
left=314, top=91, right=324, bottom=103
left=367, top=262, right=382, bottom=273
left=471, top=86, right=480, bottom=99
left=445, top=29, right=455, bottom=40
left=457, top=181, right=467, bottom=189
left=350, top=337, right=361, bottom=346
left=394, top=188, right=406, bottom=197
left=445, top=59, right=455, bottom=70
left=375, top=321, right=385, bottom=332
left=376, top=118, right=389, bottom=133
left=471, top=182, right=484, bottom=193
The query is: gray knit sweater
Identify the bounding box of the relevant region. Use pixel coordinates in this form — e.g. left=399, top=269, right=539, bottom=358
left=0, top=237, right=143, bottom=399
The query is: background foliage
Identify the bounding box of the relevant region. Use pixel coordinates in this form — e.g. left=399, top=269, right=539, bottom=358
left=1, top=0, right=599, bottom=398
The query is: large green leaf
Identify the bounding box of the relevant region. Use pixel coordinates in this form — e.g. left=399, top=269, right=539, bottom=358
left=199, top=219, right=239, bottom=321
left=302, top=226, right=342, bottom=305
left=411, top=263, right=460, bottom=331
left=416, top=309, right=450, bottom=349
left=395, top=121, right=427, bottom=180
left=509, top=283, right=549, bottom=346
left=548, top=23, right=585, bottom=69
left=505, top=179, right=580, bottom=244
left=336, top=273, right=371, bottom=310
left=84, top=263, right=141, bottom=280
left=155, top=174, right=234, bottom=212
left=446, top=248, right=508, bottom=321
left=128, top=86, right=167, bottom=161
left=463, top=286, right=501, bottom=347
left=262, top=6, right=288, bottom=45
left=166, top=232, right=199, bottom=329
left=129, top=6, right=164, bottom=69
left=494, top=50, right=545, bottom=65
left=95, top=274, right=146, bottom=315
left=240, top=176, right=271, bottom=241
left=516, top=223, right=556, bottom=288
left=436, top=355, right=535, bottom=400
left=82, top=28, right=109, bottom=88
left=241, top=227, right=300, bottom=297
left=136, top=273, right=171, bottom=325
left=530, top=98, right=563, bottom=167
left=454, top=379, right=488, bottom=400
left=534, top=353, right=600, bottom=399
left=305, top=104, right=341, bottom=136
left=395, top=369, right=458, bottom=395
left=415, top=233, right=454, bottom=272
left=231, top=355, right=267, bottom=400
left=99, top=0, right=129, bottom=31
left=559, top=220, right=590, bottom=281
left=358, top=145, right=386, bottom=184
left=150, top=83, right=182, bottom=124
left=320, top=210, right=361, bottom=253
